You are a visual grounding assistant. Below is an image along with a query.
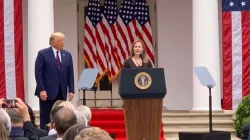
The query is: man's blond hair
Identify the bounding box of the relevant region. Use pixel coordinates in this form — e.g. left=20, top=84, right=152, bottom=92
left=74, top=127, right=113, bottom=140
left=49, top=32, right=65, bottom=45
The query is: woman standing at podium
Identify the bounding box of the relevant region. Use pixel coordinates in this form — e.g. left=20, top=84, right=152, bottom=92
left=121, top=39, right=153, bottom=108
left=123, top=39, right=153, bottom=68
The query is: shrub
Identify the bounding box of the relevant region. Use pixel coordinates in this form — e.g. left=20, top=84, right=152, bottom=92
left=234, top=95, right=250, bottom=138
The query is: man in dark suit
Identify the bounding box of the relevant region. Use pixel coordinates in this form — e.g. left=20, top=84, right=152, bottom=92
left=40, top=134, right=57, bottom=140
left=243, top=123, right=250, bottom=140
left=35, top=32, right=74, bottom=129
left=41, top=107, right=77, bottom=140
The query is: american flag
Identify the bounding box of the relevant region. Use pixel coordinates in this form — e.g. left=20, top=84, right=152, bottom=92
left=116, top=0, right=135, bottom=59
left=134, top=0, right=155, bottom=64
left=102, top=0, right=121, bottom=80
left=83, top=0, right=155, bottom=82
left=0, top=0, right=24, bottom=100
left=222, top=0, right=250, bottom=110
left=83, top=0, right=107, bottom=82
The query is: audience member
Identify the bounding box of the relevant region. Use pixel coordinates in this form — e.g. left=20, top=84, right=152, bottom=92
left=5, top=98, right=39, bottom=140
left=243, top=123, right=250, bottom=140
left=62, top=124, right=88, bottom=140
left=75, top=105, right=92, bottom=125
left=25, top=104, right=37, bottom=127
left=59, top=101, right=75, bottom=111
left=74, top=110, right=88, bottom=126
left=40, top=106, right=64, bottom=140
left=1, top=98, right=114, bottom=140
left=6, top=108, right=25, bottom=138
left=26, top=103, right=48, bottom=138
left=0, top=98, right=39, bottom=140
left=42, top=107, right=77, bottom=140
left=75, top=127, right=113, bottom=140
left=48, top=106, right=64, bottom=135
left=44, top=100, right=64, bottom=131
left=52, top=100, right=64, bottom=110
left=55, top=107, right=77, bottom=139
left=0, top=120, right=9, bottom=140
left=0, top=108, right=11, bottom=132
left=82, top=135, right=113, bottom=140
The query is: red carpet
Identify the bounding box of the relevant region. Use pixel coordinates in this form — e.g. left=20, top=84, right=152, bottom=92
left=89, top=109, right=165, bottom=140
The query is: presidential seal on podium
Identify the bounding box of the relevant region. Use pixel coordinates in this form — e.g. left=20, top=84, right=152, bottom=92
left=134, top=72, right=152, bottom=90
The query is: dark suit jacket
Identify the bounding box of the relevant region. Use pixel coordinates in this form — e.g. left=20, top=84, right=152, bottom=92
left=33, top=127, right=48, bottom=138
left=244, top=123, right=250, bottom=140
left=9, top=121, right=39, bottom=140
left=35, top=47, right=74, bottom=100
left=40, top=134, right=57, bottom=140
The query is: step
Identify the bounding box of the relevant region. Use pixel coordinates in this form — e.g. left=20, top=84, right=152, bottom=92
left=104, top=128, right=126, bottom=138
left=90, top=109, right=124, bottom=121
left=163, top=120, right=233, bottom=129
left=35, top=111, right=234, bottom=121
left=103, top=128, right=165, bottom=139
left=164, top=128, right=236, bottom=138
left=162, top=112, right=233, bottom=121
left=165, top=136, right=240, bottom=140
left=90, top=120, right=125, bottom=129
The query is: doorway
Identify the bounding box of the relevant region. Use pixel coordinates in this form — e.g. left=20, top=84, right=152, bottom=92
left=77, top=0, right=157, bottom=108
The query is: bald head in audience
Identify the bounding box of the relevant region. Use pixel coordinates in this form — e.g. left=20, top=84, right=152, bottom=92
left=6, top=108, right=23, bottom=125
left=54, top=107, right=77, bottom=138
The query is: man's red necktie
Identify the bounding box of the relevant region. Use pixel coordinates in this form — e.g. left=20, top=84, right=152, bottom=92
left=56, top=51, right=61, bottom=71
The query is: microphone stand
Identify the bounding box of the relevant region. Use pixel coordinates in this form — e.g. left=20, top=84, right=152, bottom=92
left=208, top=85, right=213, bottom=132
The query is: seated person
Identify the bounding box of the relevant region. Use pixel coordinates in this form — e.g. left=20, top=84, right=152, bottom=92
left=74, top=127, right=113, bottom=140
left=243, top=123, right=250, bottom=140
left=2, top=98, right=39, bottom=140
left=26, top=103, right=48, bottom=138
left=41, top=107, right=77, bottom=140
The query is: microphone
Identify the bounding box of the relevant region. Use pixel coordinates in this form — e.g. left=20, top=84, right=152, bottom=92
left=140, top=53, right=143, bottom=67
left=139, top=53, right=143, bottom=59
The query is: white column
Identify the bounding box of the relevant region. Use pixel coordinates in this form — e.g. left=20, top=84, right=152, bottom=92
left=192, top=0, right=221, bottom=110
left=28, top=0, right=54, bottom=110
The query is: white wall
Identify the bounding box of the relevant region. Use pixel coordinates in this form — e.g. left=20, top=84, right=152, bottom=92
left=157, top=0, right=193, bottom=110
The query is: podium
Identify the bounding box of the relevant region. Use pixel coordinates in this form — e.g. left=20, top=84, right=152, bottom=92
left=119, top=68, right=167, bottom=140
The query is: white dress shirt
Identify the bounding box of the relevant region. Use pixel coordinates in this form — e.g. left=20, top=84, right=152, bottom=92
left=51, top=46, right=61, bottom=62
left=48, top=128, right=57, bottom=135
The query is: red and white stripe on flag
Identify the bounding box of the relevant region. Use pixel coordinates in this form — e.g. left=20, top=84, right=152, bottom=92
left=117, top=0, right=136, bottom=60
left=83, top=0, right=108, bottom=83
left=0, top=0, right=24, bottom=100
left=134, top=0, right=155, bottom=64
left=102, top=0, right=122, bottom=81
left=222, top=0, right=250, bottom=110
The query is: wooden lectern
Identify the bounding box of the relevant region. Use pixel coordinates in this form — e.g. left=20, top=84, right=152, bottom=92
left=119, top=68, right=167, bottom=140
